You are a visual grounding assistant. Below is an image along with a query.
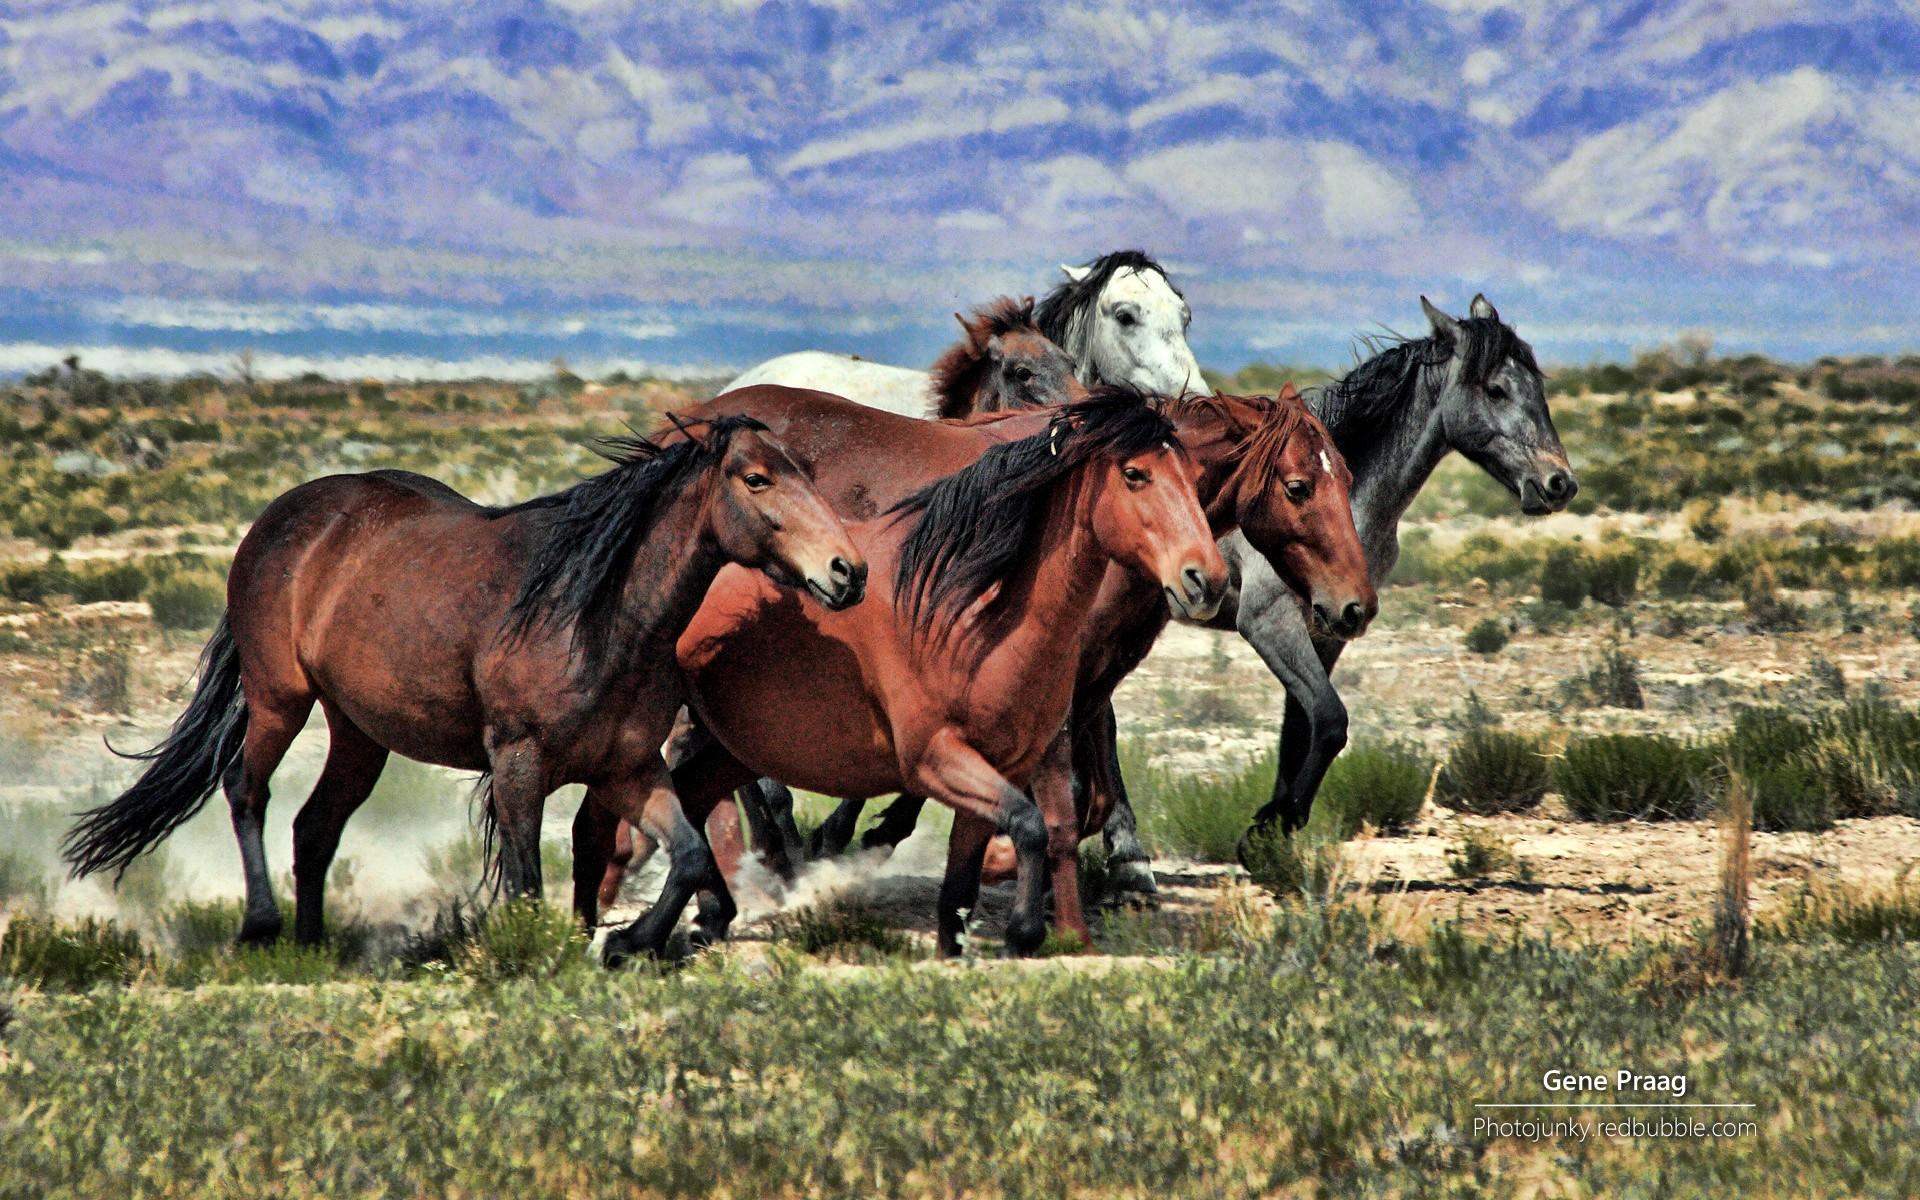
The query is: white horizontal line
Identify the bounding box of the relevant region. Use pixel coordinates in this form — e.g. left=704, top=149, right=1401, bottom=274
left=1474, top=1103, right=1754, bottom=1109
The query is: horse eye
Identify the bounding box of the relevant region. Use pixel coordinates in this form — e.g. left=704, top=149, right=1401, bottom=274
left=743, top=472, right=772, bottom=491
left=1285, top=479, right=1312, bottom=502
left=1115, top=310, right=1137, bottom=327
left=1013, top=366, right=1034, bottom=383
left=1487, top=383, right=1508, bottom=401
left=1122, top=466, right=1149, bottom=485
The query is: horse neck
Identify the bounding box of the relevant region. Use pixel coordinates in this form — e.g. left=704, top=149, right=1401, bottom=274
left=1311, top=373, right=1449, bottom=556
left=605, top=476, right=728, bottom=672
left=953, top=470, right=1114, bottom=684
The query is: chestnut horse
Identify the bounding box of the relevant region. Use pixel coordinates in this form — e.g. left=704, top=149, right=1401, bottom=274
left=65, top=416, right=865, bottom=956
left=578, top=386, right=1373, bottom=950
left=588, top=391, right=1227, bottom=957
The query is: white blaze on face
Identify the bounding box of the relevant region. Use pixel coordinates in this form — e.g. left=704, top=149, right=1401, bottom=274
left=1091, top=266, right=1210, bottom=397
left=1319, top=449, right=1333, bottom=475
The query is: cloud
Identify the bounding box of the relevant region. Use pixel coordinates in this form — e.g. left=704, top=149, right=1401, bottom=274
left=654, top=153, right=773, bottom=225
left=1126, top=138, right=1420, bottom=242
left=778, top=95, right=1072, bottom=174
left=1528, top=68, right=1920, bottom=262
left=0, top=342, right=720, bottom=382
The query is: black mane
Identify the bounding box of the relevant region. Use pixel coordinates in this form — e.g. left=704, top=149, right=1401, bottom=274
left=1312, top=316, right=1539, bottom=436
left=1034, top=250, right=1180, bottom=365
left=496, top=414, right=767, bottom=666
left=887, top=387, right=1177, bottom=637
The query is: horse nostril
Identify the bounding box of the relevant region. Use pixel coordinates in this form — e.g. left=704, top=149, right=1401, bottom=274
left=830, top=557, right=854, bottom=586
left=1544, top=471, right=1573, bottom=501
left=1341, top=602, right=1366, bottom=632
left=1182, top=564, right=1209, bottom=601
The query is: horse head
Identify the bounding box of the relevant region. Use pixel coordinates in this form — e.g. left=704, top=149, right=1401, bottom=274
left=1037, top=250, right=1208, bottom=398
left=693, top=418, right=867, bottom=611
left=930, top=297, right=1085, bottom=418
left=1172, top=391, right=1376, bottom=640
left=1423, top=294, right=1578, bottom=515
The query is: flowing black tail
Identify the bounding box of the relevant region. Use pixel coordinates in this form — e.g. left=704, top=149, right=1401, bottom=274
left=64, top=616, right=248, bottom=881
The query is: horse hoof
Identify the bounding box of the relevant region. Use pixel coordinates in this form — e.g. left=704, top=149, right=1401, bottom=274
left=1106, top=858, right=1160, bottom=906
left=235, top=914, right=283, bottom=946
left=1004, top=917, right=1047, bottom=957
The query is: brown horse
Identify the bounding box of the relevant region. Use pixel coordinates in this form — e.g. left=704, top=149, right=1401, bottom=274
left=65, top=416, right=865, bottom=956
left=927, top=296, right=1086, bottom=418
left=590, top=391, right=1227, bottom=957
left=579, top=385, right=1373, bottom=951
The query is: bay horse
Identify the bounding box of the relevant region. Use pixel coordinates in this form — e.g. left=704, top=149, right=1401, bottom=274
left=586, top=391, right=1230, bottom=958
left=578, top=385, right=1374, bottom=948
left=64, top=416, right=865, bottom=956
left=723, top=250, right=1200, bottom=413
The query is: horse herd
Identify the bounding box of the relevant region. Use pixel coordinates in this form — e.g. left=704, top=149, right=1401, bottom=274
left=64, top=250, right=1578, bottom=960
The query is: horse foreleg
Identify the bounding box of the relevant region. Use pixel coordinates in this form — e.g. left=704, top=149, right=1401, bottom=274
left=914, top=730, right=1048, bottom=956
left=1079, top=700, right=1157, bottom=901
left=810, top=797, right=869, bottom=859
left=1031, top=726, right=1090, bottom=950
left=1235, top=577, right=1345, bottom=851
left=669, top=734, right=759, bottom=944
left=859, top=795, right=925, bottom=853
left=734, top=778, right=800, bottom=882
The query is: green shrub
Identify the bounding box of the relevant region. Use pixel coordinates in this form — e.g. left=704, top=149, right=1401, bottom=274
left=1463, top=618, right=1508, bottom=655
left=1760, top=874, right=1920, bottom=944
left=1434, top=728, right=1548, bottom=814
left=1555, top=734, right=1708, bottom=822
left=1561, top=643, right=1645, bottom=709
left=1655, top=558, right=1702, bottom=599
left=1537, top=544, right=1589, bottom=609
left=0, top=915, right=147, bottom=991
left=459, top=899, right=588, bottom=983
left=1125, top=743, right=1272, bottom=862
left=1587, top=548, right=1641, bottom=607
left=1741, top=764, right=1834, bottom=833
left=147, top=570, right=227, bottom=630
left=1240, top=829, right=1343, bottom=904
left=1314, top=743, right=1429, bottom=836
left=767, top=896, right=913, bottom=960
left=1446, top=828, right=1525, bottom=880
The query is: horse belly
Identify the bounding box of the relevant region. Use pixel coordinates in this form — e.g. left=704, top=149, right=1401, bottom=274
left=678, top=574, right=902, bottom=800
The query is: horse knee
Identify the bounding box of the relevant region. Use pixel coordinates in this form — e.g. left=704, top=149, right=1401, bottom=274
left=998, top=799, right=1047, bottom=857
left=1311, top=706, right=1349, bottom=762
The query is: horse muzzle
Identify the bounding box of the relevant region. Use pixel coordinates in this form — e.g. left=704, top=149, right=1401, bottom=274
left=1312, top=595, right=1377, bottom=641
left=1164, top=561, right=1226, bottom=622
left=1519, top=466, right=1578, bottom=515
left=806, top=555, right=868, bottom=611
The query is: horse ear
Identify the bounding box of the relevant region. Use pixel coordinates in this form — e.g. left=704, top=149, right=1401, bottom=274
left=984, top=334, right=1005, bottom=361
left=1469, top=293, right=1498, bottom=321
left=1060, top=262, right=1091, bottom=283
left=1421, top=295, right=1459, bottom=341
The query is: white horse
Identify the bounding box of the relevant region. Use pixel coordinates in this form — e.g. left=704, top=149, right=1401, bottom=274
left=722, top=250, right=1209, bottom=411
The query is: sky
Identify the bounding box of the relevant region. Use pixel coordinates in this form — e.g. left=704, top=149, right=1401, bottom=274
left=0, top=1, right=1916, bottom=379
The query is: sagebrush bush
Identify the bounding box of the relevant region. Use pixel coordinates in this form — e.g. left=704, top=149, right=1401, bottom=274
left=1240, top=828, right=1343, bottom=903
left=1124, top=742, right=1271, bottom=862
left=1446, top=828, right=1524, bottom=880
left=459, top=899, right=589, bottom=983
left=0, top=848, right=50, bottom=913
left=1555, top=734, right=1708, bottom=822
left=1315, top=743, right=1429, bottom=836
left=768, top=896, right=913, bottom=960
left=1463, top=618, right=1508, bottom=655
left=1434, top=728, right=1548, bottom=814
left=1538, top=544, right=1589, bottom=609
left=1759, top=873, right=1920, bottom=944
left=0, top=915, right=147, bottom=991
left=147, top=570, right=226, bottom=630
left=1587, top=548, right=1641, bottom=607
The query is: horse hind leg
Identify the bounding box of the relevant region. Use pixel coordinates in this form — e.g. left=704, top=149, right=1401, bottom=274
left=289, top=706, right=389, bottom=946
left=224, top=692, right=313, bottom=945
left=601, top=771, right=732, bottom=965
